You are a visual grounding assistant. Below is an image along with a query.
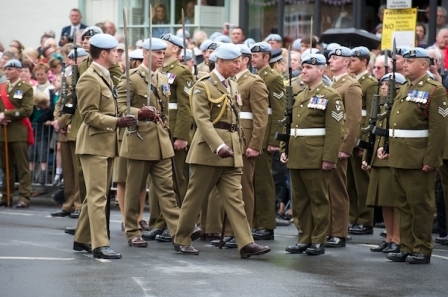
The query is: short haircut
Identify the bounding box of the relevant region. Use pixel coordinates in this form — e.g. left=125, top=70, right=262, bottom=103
left=71, top=8, right=82, bottom=15
left=21, top=61, right=34, bottom=72
left=301, top=35, right=318, bottom=47
left=232, top=26, right=245, bottom=35
left=90, top=45, right=110, bottom=60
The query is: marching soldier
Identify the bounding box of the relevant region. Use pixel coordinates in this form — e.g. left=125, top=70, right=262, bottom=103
left=0, top=60, right=34, bottom=208
left=384, top=48, right=448, bottom=264
left=116, top=38, right=201, bottom=248
left=250, top=42, right=286, bottom=240
left=326, top=47, right=362, bottom=248
left=347, top=46, right=378, bottom=235
left=73, top=34, right=137, bottom=259
left=282, top=54, right=344, bottom=255
left=173, top=43, right=271, bottom=258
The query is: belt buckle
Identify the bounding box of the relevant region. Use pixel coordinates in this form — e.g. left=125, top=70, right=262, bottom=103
left=230, top=123, right=236, bottom=132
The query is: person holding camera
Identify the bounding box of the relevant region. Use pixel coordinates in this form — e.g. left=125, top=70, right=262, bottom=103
left=59, top=8, right=87, bottom=46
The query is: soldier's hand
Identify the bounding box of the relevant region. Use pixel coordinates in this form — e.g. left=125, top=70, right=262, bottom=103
left=116, top=115, right=138, bottom=128
left=322, top=161, right=334, bottom=171
left=174, top=139, right=188, bottom=150
left=245, top=148, right=260, bottom=158
left=422, top=164, right=436, bottom=172
left=138, top=105, right=158, bottom=121
left=376, top=147, right=389, bottom=160
left=218, top=145, right=234, bottom=158
left=280, top=152, right=288, bottom=164
left=267, top=145, right=280, bottom=153
left=361, top=161, right=371, bottom=171
left=53, top=120, right=61, bottom=132
left=67, top=124, right=71, bottom=134
left=338, top=151, right=350, bottom=160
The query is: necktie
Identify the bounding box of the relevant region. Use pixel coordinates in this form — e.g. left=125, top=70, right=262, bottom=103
left=222, top=80, right=228, bottom=88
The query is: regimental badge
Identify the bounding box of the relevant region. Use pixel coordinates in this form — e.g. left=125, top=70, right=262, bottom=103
left=273, top=91, right=284, bottom=99
left=418, top=81, right=423, bottom=86
left=236, top=93, right=242, bottom=106
left=13, top=90, right=23, bottom=99
left=354, top=50, right=360, bottom=57
left=186, top=81, right=193, bottom=88
left=15, top=111, right=20, bottom=116
left=162, top=84, right=170, bottom=96
left=332, top=110, right=343, bottom=121
left=336, top=49, right=342, bottom=56
left=438, top=106, right=448, bottom=117
left=310, top=57, right=317, bottom=64
left=406, top=90, right=429, bottom=104
left=166, top=73, right=176, bottom=84
left=253, top=46, right=260, bottom=52
left=307, top=97, right=328, bottom=110
left=409, top=49, right=416, bottom=57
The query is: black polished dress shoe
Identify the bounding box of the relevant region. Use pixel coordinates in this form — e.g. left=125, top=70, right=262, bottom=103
left=407, top=253, right=431, bottom=264
left=285, top=243, right=311, bottom=254
left=240, top=243, right=271, bottom=258
left=370, top=241, right=389, bottom=252
left=51, top=209, right=72, bottom=217
left=65, top=226, right=76, bottom=235
left=142, top=228, right=164, bottom=241
left=224, top=237, right=238, bottom=249
left=435, top=235, right=448, bottom=245
left=211, top=236, right=233, bottom=247
left=70, top=209, right=80, bottom=219
left=174, top=244, right=199, bottom=255
left=191, top=226, right=202, bottom=241
left=380, top=230, right=387, bottom=238
left=252, top=229, right=274, bottom=240
left=93, top=246, right=122, bottom=259
left=305, top=243, right=325, bottom=255
left=73, top=241, right=92, bottom=253
left=128, top=236, right=148, bottom=247
left=383, top=242, right=400, bottom=253
left=349, top=224, right=373, bottom=235
left=325, top=236, right=346, bottom=248
left=155, top=229, right=172, bottom=242
left=386, top=251, right=409, bottom=262
left=348, top=223, right=355, bottom=232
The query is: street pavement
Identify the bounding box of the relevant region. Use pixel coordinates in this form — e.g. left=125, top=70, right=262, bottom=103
left=1, top=195, right=447, bottom=297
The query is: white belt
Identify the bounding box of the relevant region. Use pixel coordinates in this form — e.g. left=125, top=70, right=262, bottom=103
left=168, top=103, right=178, bottom=110
left=290, top=128, right=326, bottom=137
left=239, top=112, right=253, bottom=119
left=268, top=108, right=272, bottom=115
left=389, top=129, right=429, bottom=138
left=362, top=109, right=367, bottom=116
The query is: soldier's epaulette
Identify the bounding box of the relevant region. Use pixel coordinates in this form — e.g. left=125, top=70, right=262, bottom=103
left=129, top=68, right=140, bottom=76
left=426, top=78, right=442, bottom=87
left=177, top=63, right=189, bottom=71
left=197, top=74, right=211, bottom=81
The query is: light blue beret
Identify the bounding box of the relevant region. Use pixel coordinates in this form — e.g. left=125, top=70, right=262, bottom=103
left=243, top=38, right=256, bottom=49
left=292, top=38, right=302, bottom=51
left=200, top=40, right=213, bottom=52
left=210, top=32, right=223, bottom=41
left=301, top=48, right=319, bottom=60
left=181, top=49, right=193, bottom=61
left=301, top=54, right=327, bottom=66
left=270, top=48, right=283, bottom=63
left=351, top=46, right=370, bottom=57
left=237, top=44, right=251, bottom=55
left=214, top=43, right=242, bottom=60
left=328, top=46, right=352, bottom=57
left=264, top=34, right=282, bottom=42
left=161, top=33, right=184, bottom=48
left=4, top=59, right=22, bottom=68
left=89, top=34, right=118, bottom=49
left=129, top=49, right=144, bottom=60
left=142, top=38, right=167, bottom=51
left=215, top=35, right=231, bottom=43
left=207, top=41, right=221, bottom=50
left=402, top=48, right=430, bottom=59
left=380, top=73, right=406, bottom=85
left=209, top=52, right=217, bottom=63
left=396, top=47, right=410, bottom=56
left=82, top=26, right=103, bottom=38
left=68, top=48, right=88, bottom=59
left=251, top=42, right=272, bottom=53
left=326, top=43, right=341, bottom=51
left=176, top=30, right=190, bottom=39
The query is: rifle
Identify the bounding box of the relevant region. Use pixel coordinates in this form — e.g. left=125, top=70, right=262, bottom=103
left=59, top=62, right=68, bottom=116
left=357, top=94, right=380, bottom=165
left=61, top=29, right=78, bottom=115
left=274, top=46, right=293, bottom=157
left=181, top=8, right=188, bottom=66
left=192, top=51, right=198, bottom=80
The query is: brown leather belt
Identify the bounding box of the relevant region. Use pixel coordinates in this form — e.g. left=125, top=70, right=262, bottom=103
left=213, top=121, right=240, bottom=132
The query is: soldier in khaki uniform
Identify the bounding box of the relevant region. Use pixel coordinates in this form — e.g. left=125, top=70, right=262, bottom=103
left=173, top=44, right=271, bottom=258
left=145, top=33, right=194, bottom=242
left=326, top=47, right=362, bottom=248
left=383, top=48, right=448, bottom=264
left=347, top=46, right=378, bottom=235
left=0, top=59, right=34, bottom=208
left=250, top=42, right=286, bottom=240
left=196, top=40, right=217, bottom=73
left=73, top=34, right=137, bottom=259
left=282, top=54, right=344, bottom=255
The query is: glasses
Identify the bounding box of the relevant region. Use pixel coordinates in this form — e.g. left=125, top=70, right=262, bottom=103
left=373, top=66, right=384, bottom=69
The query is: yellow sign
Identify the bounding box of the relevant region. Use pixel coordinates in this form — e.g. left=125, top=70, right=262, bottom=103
left=381, top=8, right=417, bottom=50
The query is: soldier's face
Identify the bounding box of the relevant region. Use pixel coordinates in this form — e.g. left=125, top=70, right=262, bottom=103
left=204, top=49, right=214, bottom=64
left=105, top=48, right=118, bottom=68
left=403, top=58, right=427, bottom=80
left=219, top=57, right=241, bottom=78
left=301, top=64, right=323, bottom=85
left=251, top=52, right=267, bottom=69
left=328, top=55, right=348, bottom=73
left=349, top=57, right=363, bottom=74
left=150, top=50, right=166, bottom=70
left=82, top=36, right=91, bottom=52
left=5, top=67, right=20, bottom=82
left=395, top=55, right=404, bottom=71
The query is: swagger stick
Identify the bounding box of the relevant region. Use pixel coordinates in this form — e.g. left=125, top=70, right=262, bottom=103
left=123, top=9, right=131, bottom=115
left=147, top=3, right=153, bottom=107
left=3, top=126, right=11, bottom=207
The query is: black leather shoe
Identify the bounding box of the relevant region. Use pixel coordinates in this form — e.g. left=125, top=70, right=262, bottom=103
left=155, top=229, right=172, bottom=242
left=51, top=210, right=72, bottom=217
left=383, top=242, right=400, bottom=253
left=348, top=223, right=355, bottom=232
left=93, top=246, right=122, bottom=259
left=370, top=241, right=389, bottom=252
left=191, top=226, right=202, bottom=241
left=174, top=244, right=199, bottom=255
left=211, top=236, right=233, bottom=247
left=142, top=228, right=164, bottom=241
left=349, top=224, right=373, bottom=235
left=435, top=235, right=448, bottom=245
left=386, top=252, right=409, bottom=262
left=252, top=229, right=274, bottom=240
left=128, top=236, right=148, bottom=247
left=325, top=236, right=346, bottom=248
left=285, top=243, right=311, bottom=254
left=240, top=243, right=271, bottom=258
left=305, top=243, right=325, bottom=255
left=224, top=237, right=238, bottom=249
left=407, top=253, right=431, bottom=264
left=70, top=209, right=80, bottom=219
left=65, top=226, right=76, bottom=235
left=380, top=230, right=387, bottom=238
left=73, top=241, right=92, bottom=253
